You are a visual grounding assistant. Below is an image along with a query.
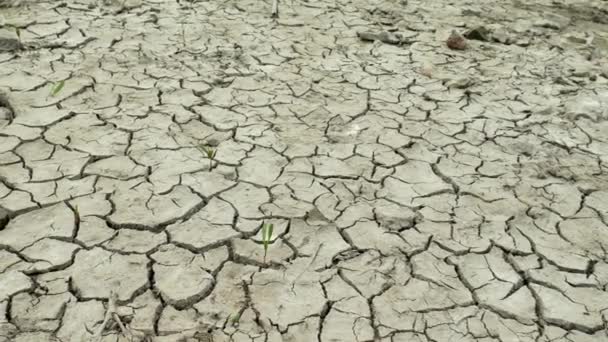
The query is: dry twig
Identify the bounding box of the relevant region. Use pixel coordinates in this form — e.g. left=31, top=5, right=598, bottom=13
left=92, top=288, right=132, bottom=342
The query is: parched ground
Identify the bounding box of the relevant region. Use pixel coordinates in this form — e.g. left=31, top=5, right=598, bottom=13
left=0, top=0, right=608, bottom=341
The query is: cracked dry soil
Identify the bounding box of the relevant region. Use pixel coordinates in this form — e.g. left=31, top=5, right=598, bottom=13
left=0, top=0, right=608, bottom=341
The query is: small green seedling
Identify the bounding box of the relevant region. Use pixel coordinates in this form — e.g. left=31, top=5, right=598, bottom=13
left=49, top=80, right=65, bottom=97
left=197, top=144, right=217, bottom=169
left=262, top=222, right=274, bottom=264
left=229, top=312, right=241, bottom=327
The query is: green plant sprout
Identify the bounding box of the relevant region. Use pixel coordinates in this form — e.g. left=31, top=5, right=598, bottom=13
left=49, top=80, right=65, bottom=97
left=262, top=222, right=274, bottom=264
left=197, top=144, right=217, bottom=169
left=229, top=312, right=241, bottom=327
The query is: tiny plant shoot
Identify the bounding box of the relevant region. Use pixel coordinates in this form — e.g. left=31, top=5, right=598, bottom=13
left=197, top=144, right=217, bottom=169
left=262, top=222, right=273, bottom=264
left=50, top=80, right=65, bottom=97
left=230, top=312, right=241, bottom=327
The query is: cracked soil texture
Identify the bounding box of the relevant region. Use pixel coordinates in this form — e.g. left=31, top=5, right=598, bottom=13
left=1, top=0, right=608, bottom=341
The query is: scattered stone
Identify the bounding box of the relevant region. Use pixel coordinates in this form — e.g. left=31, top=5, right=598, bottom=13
left=357, top=31, right=408, bottom=45
left=464, top=26, right=491, bottom=41
left=446, top=30, right=467, bottom=50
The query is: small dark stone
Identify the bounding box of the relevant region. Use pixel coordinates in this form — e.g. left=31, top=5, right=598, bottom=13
left=357, top=31, right=404, bottom=45
left=464, top=26, right=491, bottom=42
left=446, top=30, right=467, bottom=50
left=0, top=37, right=22, bottom=52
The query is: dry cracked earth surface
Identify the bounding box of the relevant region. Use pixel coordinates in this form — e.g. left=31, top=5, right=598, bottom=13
left=0, top=0, right=608, bottom=341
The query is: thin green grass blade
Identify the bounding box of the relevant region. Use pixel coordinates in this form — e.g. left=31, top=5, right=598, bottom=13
left=262, top=223, right=273, bottom=253
left=50, top=80, right=65, bottom=97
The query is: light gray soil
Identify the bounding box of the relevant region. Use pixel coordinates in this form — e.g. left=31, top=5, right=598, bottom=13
left=0, top=0, right=608, bottom=341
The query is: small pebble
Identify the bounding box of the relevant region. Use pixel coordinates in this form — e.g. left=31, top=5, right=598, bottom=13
left=446, top=30, right=467, bottom=50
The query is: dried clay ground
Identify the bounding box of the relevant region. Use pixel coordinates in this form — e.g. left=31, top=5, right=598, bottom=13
left=1, top=0, right=608, bottom=341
